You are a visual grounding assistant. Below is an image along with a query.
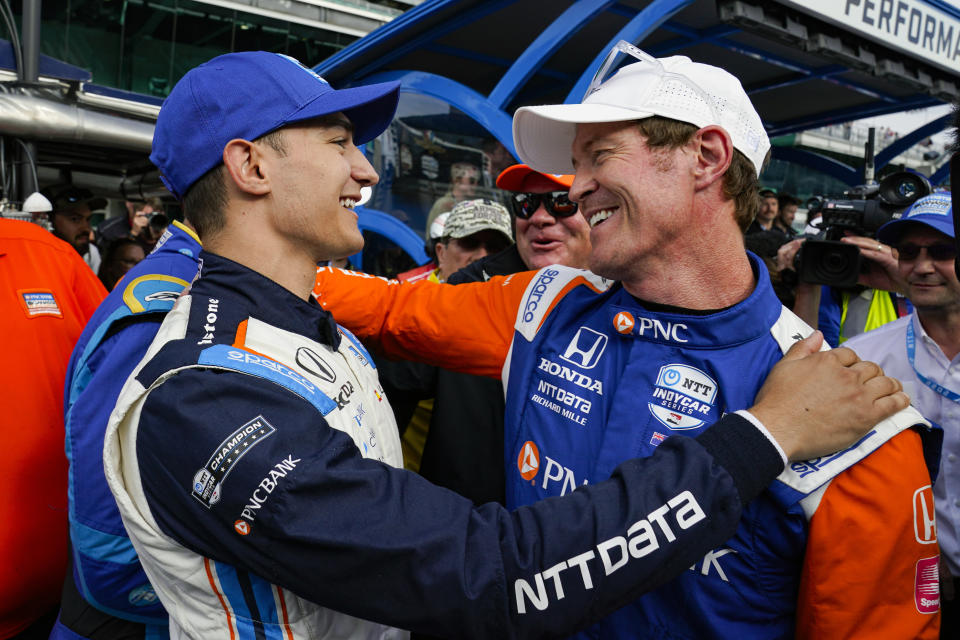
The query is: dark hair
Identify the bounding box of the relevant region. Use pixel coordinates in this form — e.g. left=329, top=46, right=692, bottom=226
left=778, top=193, right=801, bottom=209
left=98, top=237, right=146, bottom=291
left=635, top=117, right=767, bottom=232
left=180, top=128, right=288, bottom=239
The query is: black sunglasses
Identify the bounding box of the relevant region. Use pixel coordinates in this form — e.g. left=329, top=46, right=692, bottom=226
left=452, top=231, right=512, bottom=254
left=511, top=191, right=578, bottom=219
left=897, top=242, right=958, bottom=262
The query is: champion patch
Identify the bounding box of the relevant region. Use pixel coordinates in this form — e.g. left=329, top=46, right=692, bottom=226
left=192, top=416, right=275, bottom=508
left=18, top=289, right=62, bottom=318
left=647, top=364, right=718, bottom=430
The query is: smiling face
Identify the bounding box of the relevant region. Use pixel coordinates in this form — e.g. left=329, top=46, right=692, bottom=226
left=897, top=225, right=960, bottom=313
left=569, top=121, right=693, bottom=282
left=514, top=174, right=591, bottom=270
left=264, top=114, right=378, bottom=262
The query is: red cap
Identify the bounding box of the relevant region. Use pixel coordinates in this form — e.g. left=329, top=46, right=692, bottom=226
left=496, top=164, right=574, bottom=192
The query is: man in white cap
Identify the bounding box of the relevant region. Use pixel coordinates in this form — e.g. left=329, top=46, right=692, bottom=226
left=316, top=42, right=938, bottom=638
left=101, top=49, right=907, bottom=640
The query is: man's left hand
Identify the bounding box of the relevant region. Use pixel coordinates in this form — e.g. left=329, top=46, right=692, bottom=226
left=840, top=235, right=905, bottom=294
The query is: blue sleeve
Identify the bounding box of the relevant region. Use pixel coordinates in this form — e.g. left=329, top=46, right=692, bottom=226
left=136, top=369, right=779, bottom=639
left=817, top=285, right=841, bottom=348
left=65, top=318, right=168, bottom=620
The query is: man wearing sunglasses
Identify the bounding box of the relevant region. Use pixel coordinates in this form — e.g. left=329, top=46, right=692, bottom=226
left=316, top=43, right=937, bottom=639
left=413, top=165, right=593, bottom=508
left=433, top=199, right=513, bottom=282
left=845, top=192, right=958, bottom=638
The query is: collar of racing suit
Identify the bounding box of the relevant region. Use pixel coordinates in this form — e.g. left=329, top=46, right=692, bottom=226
left=196, top=250, right=341, bottom=349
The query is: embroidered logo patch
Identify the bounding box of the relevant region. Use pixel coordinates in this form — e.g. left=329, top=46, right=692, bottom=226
left=18, top=289, right=62, bottom=318
left=647, top=364, right=718, bottom=430
left=192, top=416, right=275, bottom=508
left=915, top=556, right=940, bottom=614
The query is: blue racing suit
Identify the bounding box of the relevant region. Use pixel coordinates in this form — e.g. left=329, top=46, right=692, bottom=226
left=103, top=251, right=789, bottom=640
left=313, top=255, right=939, bottom=639
left=58, top=221, right=201, bottom=637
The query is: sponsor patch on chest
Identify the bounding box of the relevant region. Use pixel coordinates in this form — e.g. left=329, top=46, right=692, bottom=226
left=647, top=364, right=718, bottom=430
left=18, top=289, right=62, bottom=318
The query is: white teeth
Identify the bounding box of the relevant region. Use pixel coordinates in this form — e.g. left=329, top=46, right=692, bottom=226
left=340, top=198, right=357, bottom=209
left=589, top=209, right=613, bottom=228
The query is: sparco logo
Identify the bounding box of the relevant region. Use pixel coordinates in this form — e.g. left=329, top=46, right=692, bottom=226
left=523, top=269, right=560, bottom=323
left=295, top=347, right=336, bottom=383
left=538, top=358, right=603, bottom=395
left=514, top=491, right=706, bottom=613
left=914, top=485, right=937, bottom=544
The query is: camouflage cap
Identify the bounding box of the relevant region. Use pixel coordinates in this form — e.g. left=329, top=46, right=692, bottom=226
left=443, top=199, right=513, bottom=242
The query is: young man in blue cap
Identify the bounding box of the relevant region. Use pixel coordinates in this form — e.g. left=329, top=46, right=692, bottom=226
left=845, top=192, right=958, bottom=638
left=103, top=51, right=908, bottom=639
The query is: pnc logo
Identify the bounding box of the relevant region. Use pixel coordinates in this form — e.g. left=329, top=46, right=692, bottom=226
left=613, top=312, right=634, bottom=335
left=914, top=485, right=937, bottom=544
left=518, top=441, right=540, bottom=481
left=234, top=519, right=251, bottom=536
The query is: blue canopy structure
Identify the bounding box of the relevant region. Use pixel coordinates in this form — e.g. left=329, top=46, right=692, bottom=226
left=316, top=0, right=959, bottom=197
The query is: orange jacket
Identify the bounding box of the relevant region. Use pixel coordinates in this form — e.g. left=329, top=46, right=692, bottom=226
left=0, top=220, right=106, bottom=637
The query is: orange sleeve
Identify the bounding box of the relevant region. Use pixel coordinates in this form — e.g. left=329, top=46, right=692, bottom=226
left=313, top=267, right=535, bottom=378
left=796, top=429, right=940, bottom=639
left=71, top=253, right=108, bottom=320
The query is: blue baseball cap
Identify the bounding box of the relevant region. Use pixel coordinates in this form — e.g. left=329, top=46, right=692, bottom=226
left=151, top=51, right=400, bottom=200
left=877, top=192, right=954, bottom=244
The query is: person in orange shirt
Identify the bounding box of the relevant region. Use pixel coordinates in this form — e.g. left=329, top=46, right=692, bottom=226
left=0, top=218, right=106, bottom=639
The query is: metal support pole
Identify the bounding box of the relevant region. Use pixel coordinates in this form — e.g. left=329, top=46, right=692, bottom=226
left=20, top=0, right=41, bottom=203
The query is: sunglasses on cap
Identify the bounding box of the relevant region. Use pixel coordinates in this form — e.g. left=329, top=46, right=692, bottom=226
left=511, top=191, right=578, bottom=219
left=584, top=40, right=721, bottom=122
left=897, top=242, right=958, bottom=262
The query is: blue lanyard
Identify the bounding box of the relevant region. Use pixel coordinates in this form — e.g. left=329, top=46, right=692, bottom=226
left=906, top=320, right=960, bottom=404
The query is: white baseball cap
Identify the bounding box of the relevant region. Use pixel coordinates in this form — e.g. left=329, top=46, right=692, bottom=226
left=513, top=41, right=770, bottom=177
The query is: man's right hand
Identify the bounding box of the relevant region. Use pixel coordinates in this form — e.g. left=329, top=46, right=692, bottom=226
left=749, top=332, right=909, bottom=461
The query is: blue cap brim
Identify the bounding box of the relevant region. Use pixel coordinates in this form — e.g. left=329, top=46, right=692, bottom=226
left=282, top=81, right=400, bottom=146
left=877, top=216, right=955, bottom=244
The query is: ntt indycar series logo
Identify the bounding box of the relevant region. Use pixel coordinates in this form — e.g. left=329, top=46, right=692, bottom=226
left=523, top=268, right=561, bottom=323
left=648, top=364, right=718, bottom=430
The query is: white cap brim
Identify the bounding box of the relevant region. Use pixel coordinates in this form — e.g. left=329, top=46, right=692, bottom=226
left=513, top=103, right=655, bottom=174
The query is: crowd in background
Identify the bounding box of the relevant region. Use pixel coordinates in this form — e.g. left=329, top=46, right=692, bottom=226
left=1, top=44, right=957, bottom=640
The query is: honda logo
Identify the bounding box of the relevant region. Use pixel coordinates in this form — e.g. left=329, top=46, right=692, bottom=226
left=560, top=327, right=608, bottom=369
left=914, top=485, right=937, bottom=544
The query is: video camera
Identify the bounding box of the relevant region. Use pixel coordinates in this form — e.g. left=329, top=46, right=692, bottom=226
left=796, top=170, right=931, bottom=287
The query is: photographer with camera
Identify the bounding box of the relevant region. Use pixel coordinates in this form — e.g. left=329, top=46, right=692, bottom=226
left=96, top=197, right=168, bottom=253
left=843, top=191, right=959, bottom=639
left=788, top=171, right=928, bottom=346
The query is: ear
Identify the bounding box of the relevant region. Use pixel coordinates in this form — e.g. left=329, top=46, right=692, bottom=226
left=434, top=241, right=446, bottom=262
left=692, top=125, right=733, bottom=191
left=222, top=139, right=272, bottom=196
